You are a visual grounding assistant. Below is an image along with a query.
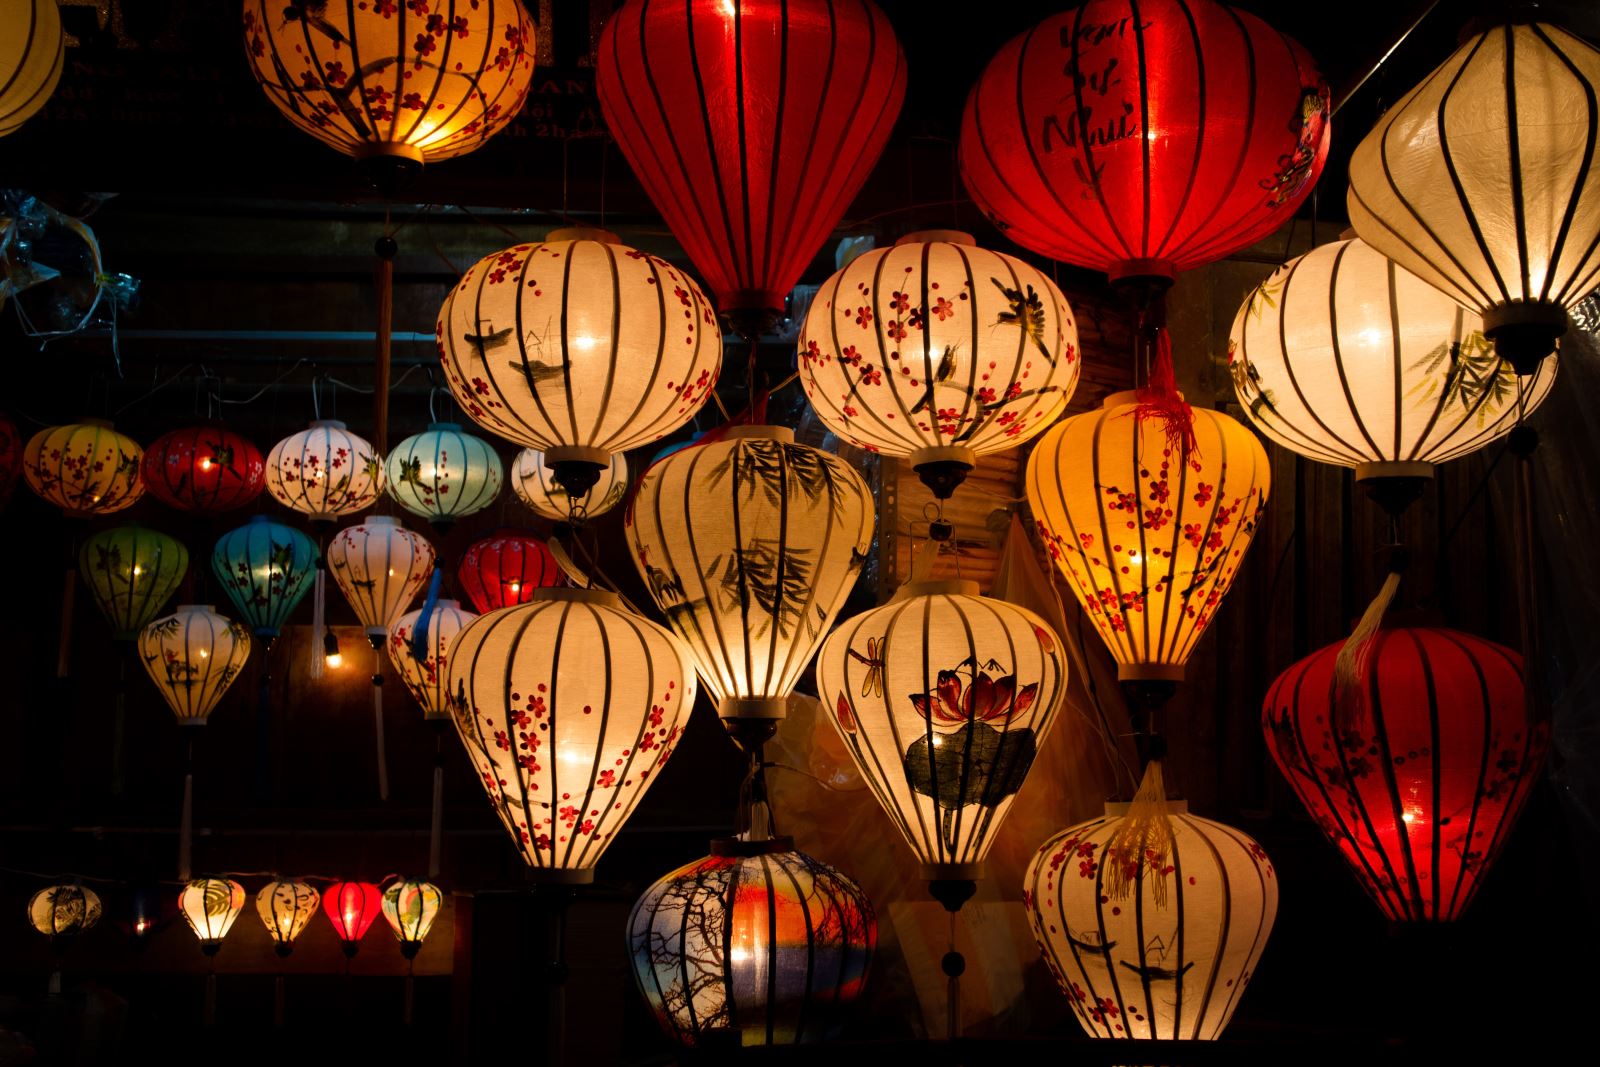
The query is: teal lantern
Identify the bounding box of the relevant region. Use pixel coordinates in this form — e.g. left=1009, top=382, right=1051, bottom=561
left=211, top=515, right=318, bottom=639
left=78, top=524, right=189, bottom=639
left=384, top=423, right=503, bottom=527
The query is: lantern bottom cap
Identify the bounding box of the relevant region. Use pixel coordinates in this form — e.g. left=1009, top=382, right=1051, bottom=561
left=1107, top=258, right=1178, bottom=286
left=719, top=697, right=789, bottom=721
left=352, top=141, right=425, bottom=164
left=176, top=719, right=207, bottom=728
left=1482, top=299, right=1566, bottom=376
left=722, top=425, right=795, bottom=444
left=920, top=862, right=985, bottom=882
left=1105, top=799, right=1188, bottom=817
left=543, top=445, right=611, bottom=468
left=525, top=866, right=595, bottom=886
left=894, top=579, right=981, bottom=601
left=909, top=445, right=977, bottom=470
left=1355, top=461, right=1434, bottom=482
left=1116, top=663, right=1186, bottom=683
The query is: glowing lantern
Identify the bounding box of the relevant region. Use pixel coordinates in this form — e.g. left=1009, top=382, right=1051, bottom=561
left=1026, top=393, right=1270, bottom=683
left=436, top=229, right=722, bottom=497
left=78, top=525, right=189, bottom=640
left=1024, top=802, right=1278, bottom=1040
left=179, top=878, right=246, bottom=953
left=381, top=878, right=443, bottom=958
left=629, top=839, right=875, bottom=1047
left=0, top=409, right=21, bottom=507
left=264, top=419, right=383, bottom=522
left=22, top=420, right=145, bottom=515
left=28, top=884, right=101, bottom=938
left=960, top=0, right=1329, bottom=286
left=385, top=422, right=503, bottom=526
left=323, top=880, right=384, bottom=957
left=241, top=0, right=537, bottom=175
left=0, top=0, right=63, bottom=137
left=138, top=605, right=253, bottom=725
left=512, top=447, right=628, bottom=522
left=457, top=530, right=563, bottom=613
left=596, top=0, right=905, bottom=327
left=627, top=427, right=873, bottom=740
left=1348, top=20, right=1600, bottom=372
left=1263, top=624, right=1544, bottom=921
left=327, top=516, right=434, bottom=646
left=448, top=587, right=696, bottom=882
left=389, top=599, right=476, bottom=721
left=141, top=425, right=266, bottom=514
left=212, top=515, right=319, bottom=639
left=799, top=231, right=1081, bottom=496
left=255, top=880, right=319, bottom=957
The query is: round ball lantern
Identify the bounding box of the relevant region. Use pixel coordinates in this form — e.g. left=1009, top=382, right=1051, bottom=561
left=1348, top=21, right=1600, bottom=372
left=448, top=587, right=697, bottom=882
left=512, top=447, right=628, bottom=522
left=0, top=0, right=64, bottom=137
left=596, top=0, right=906, bottom=327
left=436, top=229, right=722, bottom=497
left=138, top=605, right=253, bottom=726
left=381, top=879, right=443, bottom=958
left=456, top=529, right=563, bottom=613
left=0, top=409, right=22, bottom=507
left=626, top=427, right=874, bottom=742
left=265, top=419, right=383, bottom=523
left=212, top=515, right=320, bottom=639
left=78, top=525, right=189, bottom=639
left=800, top=231, right=1081, bottom=497
left=1024, top=803, right=1278, bottom=1040
left=1026, top=393, right=1270, bottom=683
left=255, top=880, right=319, bottom=957
left=28, top=884, right=102, bottom=938
left=385, top=422, right=503, bottom=526
left=141, top=425, right=265, bottom=514
left=242, top=0, right=537, bottom=175
left=327, top=516, right=435, bottom=646
left=1263, top=625, right=1544, bottom=922
left=960, top=0, right=1329, bottom=286
left=179, top=878, right=246, bottom=953
left=629, top=840, right=875, bottom=1048
left=816, top=581, right=1068, bottom=890
left=389, top=599, right=476, bottom=721
left=23, top=420, right=145, bottom=515
left=323, top=880, right=383, bottom=957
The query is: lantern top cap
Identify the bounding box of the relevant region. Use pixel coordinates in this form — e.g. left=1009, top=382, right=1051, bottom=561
left=361, top=515, right=402, bottom=528
left=722, top=425, right=795, bottom=444
left=546, top=226, right=622, bottom=245
left=174, top=604, right=217, bottom=613
left=531, top=585, right=623, bottom=610
left=309, top=419, right=348, bottom=430
left=1105, top=799, right=1189, bottom=817
left=709, top=835, right=798, bottom=857
left=75, top=417, right=114, bottom=429
left=435, top=599, right=460, bottom=610
left=424, top=422, right=464, bottom=433
left=895, top=229, right=976, bottom=247
left=893, top=579, right=981, bottom=601
left=1104, top=389, right=1186, bottom=409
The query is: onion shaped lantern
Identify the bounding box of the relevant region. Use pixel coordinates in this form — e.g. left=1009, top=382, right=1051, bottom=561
left=626, top=427, right=873, bottom=742
left=381, top=878, right=443, bottom=958
left=323, top=880, right=383, bottom=957
left=265, top=419, right=383, bottom=523
left=0, top=0, right=64, bottom=137
left=138, top=606, right=253, bottom=726
left=800, top=231, right=1081, bottom=498
left=960, top=0, right=1329, bottom=286
left=255, top=880, right=319, bottom=957
left=596, top=0, right=906, bottom=327
left=1348, top=20, right=1600, bottom=372
left=512, top=447, right=628, bottom=522
left=22, top=420, right=145, bottom=515
left=0, top=410, right=23, bottom=507
left=436, top=229, right=722, bottom=497
left=78, top=525, right=189, bottom=640
left=1024, top=803, right=1278, bottom=1040
left=629, top=839, right=875, bottom=1047
left=327, top=516, right=435, bottom=647
left=448, top=587, right=696, bottom=882
left=1263, top=625, right=1544, bottom=921
left=385, top=422, right=503, bottom=526
left=179, top=878, right=246, bottom=954
left=212, top=515, right=319, bottom=639
left=457, top=530, right=563, bottom=613
left=1026, top=393, right=1270, bottom=683
left=389, top=599, right=476, bottom=721
left=28, top=884, right=101, bottom=939
left=141, top=425, right=266, bottom=514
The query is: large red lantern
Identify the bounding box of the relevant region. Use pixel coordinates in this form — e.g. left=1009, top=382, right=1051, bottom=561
left=1262, top=625, right=1547, bottom=922
left=322, top=880, right=383, bottom=958
left=141, top=425, right=266, bottom=514
left=456, top=530, right=564, bottom=614
left=596, top=0, right=906, bottom=329
left=959, top=0, right=1330, bottom=285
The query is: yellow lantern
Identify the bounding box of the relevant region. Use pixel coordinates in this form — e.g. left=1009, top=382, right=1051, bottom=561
left=138, top=605, right=253, bottom=725
left=389, top=599, right=476, bottom=721
left=1026, top=393, right=1270, bottom=684
left=23, top=420, right=145, bottom=515
left=179, top=878, right=246, bottom=953
left=265, top=419, right=384, bottom=523
left=512, top=447, right=629, bottom=522
left=327, top=516, right=435, bottom=647
left=255, top=880, right=319, bottom=957
left=381, top=878, right=443, bottom=958
left=27, top=884, right=101, bottom=938
left=1348, top=20, right=1600, bottom=372
left=0, top=0, right=63, bottom=137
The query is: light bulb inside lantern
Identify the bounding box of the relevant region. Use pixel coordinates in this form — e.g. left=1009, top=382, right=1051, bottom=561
left=1357, top=327, right=1384, bottom=348
left=324, top=631, right=344, bottom=670
left=571, top=335, right=601, bottom=351
left=132, top=565, right=143, bottom=576
left=200, top=458, right=214, bottom=471
left=198, top=648, right=209, bottom=659
left=507, top=580, right=522, bottom=594
left=134, top=918, right=149, bottom=935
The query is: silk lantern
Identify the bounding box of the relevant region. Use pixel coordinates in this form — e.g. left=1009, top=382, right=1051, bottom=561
left=1026, top=392, right=1270, bottom=683
left=28, top=884, right=101, bottom=939
left=79, top=525, right=189, bottom=639
left=436, top=229, right=722, bottom=497
left=1263, top=625, right=1544, bottom=922
left=799, top=231, right=1081, bottom=497
left=0, top=0, right=63, bottom=137
left=242, top=0, right=536, bottom=177
left=390, top=599, right=475, bottom=722
left=457, top=529, right=563, bottom=613
left=626, top=427, right=873, bottom=743
left=138, top=605, right=253, bottom=725
left=212, top=515, right=319, bottom=639
left=381, top=878, right=443, bottom=957
left=141, top=425, right=266, bottom=514
left=385, top=422, right=503, bottom=525
left=327, top=516, right=434, bottom=647
left=265, top=420, right=383, bottom=522
left=512, top=447, right=629, bottom=522
left=1348, top=21, right=1600, bottom=372
left=0, top=409, right=22, bottom=507
left=629, top=840, right=875, bottom=1047
left=23, top=421, right=145, bottom=515
left=179, top=878, right=246, bottom=952
left=448, top=587, right=696, bottom=882
left=596, top=0, right=906, bottom=329
left=1024, top=803, right=1277, bottom=1040
left=256, top=880, right=319, bottom=957
left=323, top=880, right=383, bottom=957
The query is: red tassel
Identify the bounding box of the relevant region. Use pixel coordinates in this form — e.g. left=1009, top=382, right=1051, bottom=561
left=1134, top=330, right=1198, bottom=458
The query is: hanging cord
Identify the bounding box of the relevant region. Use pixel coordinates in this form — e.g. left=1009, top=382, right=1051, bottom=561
left=944, top=909, right=964, bottom=1042
left=373, top=644, right=390, bottom=802
left=178, top=735, right=195, bottom=882
left=1508, top=378, right=1544, bottom=731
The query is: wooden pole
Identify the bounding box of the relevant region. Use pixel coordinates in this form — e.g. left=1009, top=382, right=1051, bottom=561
left=374, top=235, right=397, bottom=456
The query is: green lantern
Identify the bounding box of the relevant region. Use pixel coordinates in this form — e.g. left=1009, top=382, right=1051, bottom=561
left=78, top=525, right=188, bottom=639
left=211, top=515, right=318, bottom=639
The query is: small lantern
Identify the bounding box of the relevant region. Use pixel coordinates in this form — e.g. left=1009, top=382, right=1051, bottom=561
left=456, top=530, right=563, bottom=613
left=79, top=525, right=189, bottom=640
left=327, top=516, right=435, bottom=647
left=385, top=422, right=504, bottom=526
left=28, top=884, right=102, bottom=939
left=211, top=515, right=319, bottom=640
left=381, top=879, right=443, bottom=959
left=138, top=605, right=253, bottom=725
left=264, top=419, right=383, bottom=523
left=512, top=447, right=629, bottom=522
left=323, top=880, right=383, bottom=958
left=389, top=600, right=476, bottom=721
left=179, top=878, right=246, bottom=954
left=255, top=880, right=320, bottom=958
left=121, top=884, right=164, bottom=946
left=23, top=420, right=145, bottom=515
left=141, top=425, right=266, bottom=514
left=0, top=0, right=64, bottom=137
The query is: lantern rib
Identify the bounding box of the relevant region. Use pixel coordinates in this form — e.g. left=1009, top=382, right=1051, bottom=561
left=1089, top=823, right=1130, bottom=1037
left=1064, top=9, right=1133, bottom=264
left=1325, top=243, right=1386, bottom=461
left=1502, top=27, right=1533, bottom=302
left=762, top=0, right=814, bottom=293
left=1533, top=24, right=1600, bottom=305
left=1087, top=416, right=1135, bottom=665
left=0, top=2, right=41, bottom=102
left=1129, top=839, right=1160, bottom=1035
left=556, top=244, right=587, bottom=448
left=1363, top=632, right=1427, bottom=916
left=1184, top=820, right=1225, bottom=1034
left=546, top=601, right=573, bottom=868
left=872, top=599, right=940, bottom=859
left=733, top=2, right=757, bottom=293
left=416, top=8, right=465, bottom=152
left=720, top=856, right=742, bottom=1035
left=623, top=254, right=675, bottom=448
left=595, top=609, right=663, bottom=861
left=681, top=442, right=738, bottom=702
left=574, top=601, right=614, bottom=870
left=507, top=243, right=559, bottom=446
left=1435, top=629, right=1495, bottom=921
left=683, top=5, right=746, bottom=295
left=646, top=451, right=724, bottom=695
left=1267, top=256, right=1366, bottom=463
left=342, top=0, right=387, bottom=149
left=1434, top=35, right=1513, bottom=305
left=588, top=243, right=625, bottom=451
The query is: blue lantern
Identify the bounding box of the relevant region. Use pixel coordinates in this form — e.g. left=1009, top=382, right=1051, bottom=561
left=211, top=515, right=318, bottom=639
left=385, top=422, right=503, bottom=526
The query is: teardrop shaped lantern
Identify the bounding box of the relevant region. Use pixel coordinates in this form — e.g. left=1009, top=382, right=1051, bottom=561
left=1024, top=802, right=1278, bottom=1039
left=596, top=0, right=907, bottom=329
left=1026, top=393, right=1270, bottom=683
left=512, top=447, right=629, bottom=522
left=79, top=525, right=189, bottom=640
left=255, top=880, right=319, bottom=957
left=960, top=0, right=1329, bottom=287
left=385, top=422, right=503, bottom=526
left=1348, top=20, right=1600, bottom=372
left=0, top=409, right=20, bottom=507
left=448, top=587, right=696, bottom=882
left=456, top=530, right=563, bottom=613
left=28, top=884, right=102, bottom=938
left=323, top=880, right=383, bottom=957
left=241, top=0, right=537, bottom=177
left=626, top=427, right=874, bottom=741
left=138, top=605, right=253, bottom=725
left=436, top=229, right=722, bottom=497
left=265, top=419, right=384, bottom=523
left=23, top=420, right=145, bottom=515
left=212, top=515, right=320, bottom=639
left=1263, top=625, right=1544, bottom=921
left=327, top=516, right=435, bottom=647
left=0, top=0, right=64, bottom=137
left=389, top=599, right=476, bottom=721
left=629, top=840, right=876, bottom=1047
left=179, top=878, right=246, bottom=953
left=817, top=580, right=1068, bottom=896
left=381, top=878, right=443, bottom=958
left=141, top=425, right=266, bottom=514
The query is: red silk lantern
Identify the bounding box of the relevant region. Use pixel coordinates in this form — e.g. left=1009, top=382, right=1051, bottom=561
left=0, top=410, right=20, bottom=508
left=322, top=880, right=383, bottom=957
left=959, top=0, right=1330, bottom=284
left=596, top=0, right=906, bottom=326
left=141, top=425, right=266, bottom=514
left=1262, top=625, right=1547, bottom=922
left=456, top=530, right=564, bottom=614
